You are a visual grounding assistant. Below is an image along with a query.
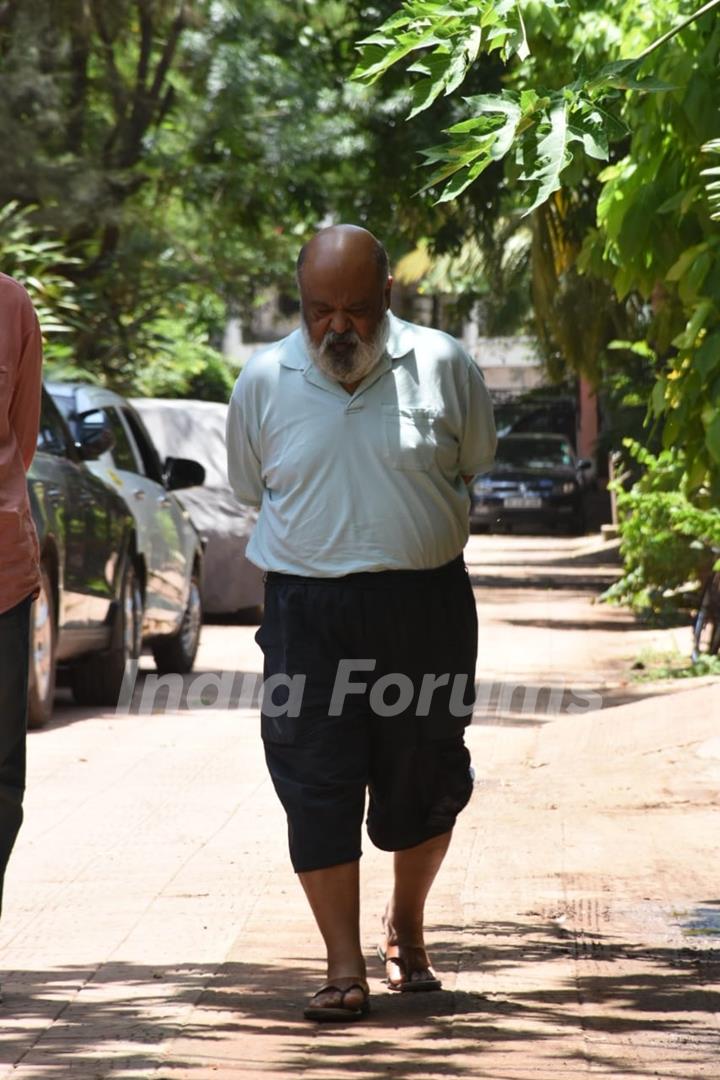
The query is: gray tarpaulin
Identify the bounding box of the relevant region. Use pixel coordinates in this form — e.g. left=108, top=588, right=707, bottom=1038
left=132, top=398, right=264, bottom=614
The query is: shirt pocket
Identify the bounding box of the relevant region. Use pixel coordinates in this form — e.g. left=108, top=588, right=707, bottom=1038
left=382, top=406, right=438, bottom=471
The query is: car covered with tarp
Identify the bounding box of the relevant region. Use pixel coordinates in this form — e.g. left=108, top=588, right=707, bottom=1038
left=131, top=398, right=264, bottom=617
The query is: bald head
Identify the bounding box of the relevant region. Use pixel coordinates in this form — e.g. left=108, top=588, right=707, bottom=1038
left=296, top=224, right=389, bottom=287
left=297, top=225, right=392, bottom=386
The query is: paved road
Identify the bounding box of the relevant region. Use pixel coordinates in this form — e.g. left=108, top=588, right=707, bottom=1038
left=1, top=534, right=718, bottom=1078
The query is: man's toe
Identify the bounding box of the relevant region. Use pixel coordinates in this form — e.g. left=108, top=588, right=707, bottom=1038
left=383, top=943, right=439, bottom=989
left=312, top=979, right=368, bottom=1012
left=340, top=985, right=367, bottom=1011
left=386, top=965, right=405, bottom=989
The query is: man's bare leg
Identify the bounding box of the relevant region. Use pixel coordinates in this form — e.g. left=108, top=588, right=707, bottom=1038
left=383, top=829, right=452, bottom=988
left=299, top=860, right=367, bottom=1010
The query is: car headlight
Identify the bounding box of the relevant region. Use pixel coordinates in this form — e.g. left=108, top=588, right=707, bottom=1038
left=560, top=481, right=577, bottom=494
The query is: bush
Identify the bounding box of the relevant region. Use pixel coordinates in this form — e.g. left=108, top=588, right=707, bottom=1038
left=132, top=320, right=234, bottom=403
left=0, top=202, right=80, bottom=362
left=604, top=440, right=720, bottom=620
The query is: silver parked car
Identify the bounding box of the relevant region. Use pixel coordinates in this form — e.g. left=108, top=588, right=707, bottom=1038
left=131, top=398, right=264, bottom=617
left=49, top=383, right=206, bottom=675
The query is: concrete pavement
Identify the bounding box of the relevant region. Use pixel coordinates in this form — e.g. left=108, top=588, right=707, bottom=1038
left=1, top=534, right=718, bottom=1078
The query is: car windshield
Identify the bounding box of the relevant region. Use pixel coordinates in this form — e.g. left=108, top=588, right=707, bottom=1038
left=496, top=437, right=574, bottom=469
left=51, top=392, right=74, bottom=425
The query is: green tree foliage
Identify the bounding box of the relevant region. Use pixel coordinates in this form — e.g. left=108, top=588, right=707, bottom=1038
left=353, top=1, right=718, bottom=208
left=0, top=0, right=220, bottom=385
left=604, top=440, right=720, bottom=618
left=354, top=0, right=720, bottom=615
left=1, top=0, right=502, bottom=389
left=576, top=9, right=720, bottom=495
left=0, top=201, right=83, bottom=370
left=0, top=3, right=367, bottom=385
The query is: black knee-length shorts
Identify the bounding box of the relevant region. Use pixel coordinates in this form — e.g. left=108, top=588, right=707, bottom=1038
left=255, top=555, right=477, bottom=872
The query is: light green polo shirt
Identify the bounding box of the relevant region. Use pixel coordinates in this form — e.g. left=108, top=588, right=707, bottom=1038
left=226, top=312, right=496, bottom=575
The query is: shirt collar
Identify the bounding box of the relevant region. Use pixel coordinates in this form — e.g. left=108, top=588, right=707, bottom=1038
left=277, top=328, right=307, bottom=370
left=384, top=310, right=415, bottom=360
left=278, top=311, right=412, bottom=373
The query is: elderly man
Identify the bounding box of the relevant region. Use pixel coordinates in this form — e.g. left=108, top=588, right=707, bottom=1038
left=227, top=224, right=495, bottom=1021
left=0, top=274, right=42, bottom=985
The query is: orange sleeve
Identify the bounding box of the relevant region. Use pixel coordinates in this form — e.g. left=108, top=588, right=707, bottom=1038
left=10, top=298, right=43, bottom=472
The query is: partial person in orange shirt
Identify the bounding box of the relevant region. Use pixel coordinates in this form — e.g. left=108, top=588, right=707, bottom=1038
left=0, top=274, right=42, bottom=957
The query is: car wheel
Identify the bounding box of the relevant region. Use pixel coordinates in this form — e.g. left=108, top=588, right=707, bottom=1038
left=152, top=569, right=202, bottom=675
left=71, top=562, right=143, bottom=707
left=27, top=564, right=57, bottom=729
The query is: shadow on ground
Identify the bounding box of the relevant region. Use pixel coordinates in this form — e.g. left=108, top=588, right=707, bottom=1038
left=3, top=914, right=718, bottom=1078
left=203, top=606, right=262, bottom=627
left=467, top=531, right=622, bottom=593
left=469, top=571, right=618, bottom=593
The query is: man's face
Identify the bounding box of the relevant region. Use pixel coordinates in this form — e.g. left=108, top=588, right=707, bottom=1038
left=299, top=260, right=392, bottom=384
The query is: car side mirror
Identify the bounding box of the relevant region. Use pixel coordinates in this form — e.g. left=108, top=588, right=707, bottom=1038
left=164, top=456, right=205, bottom=490
left=77, top=426, right=115, bottom=460
left=577, top=458, right=593, bottom=471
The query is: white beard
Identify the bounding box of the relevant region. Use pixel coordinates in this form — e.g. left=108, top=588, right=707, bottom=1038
left=302, top=313, right=390, bottom=384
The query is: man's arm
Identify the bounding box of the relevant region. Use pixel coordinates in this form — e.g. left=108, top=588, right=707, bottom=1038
left=458, top=359, right=497, bottom=480
left=10, top=295, right=43, bottom=472
left=226, top=370, right=264, bottom=508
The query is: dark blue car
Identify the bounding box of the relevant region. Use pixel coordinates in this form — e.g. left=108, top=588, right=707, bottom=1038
left=470, top=433, right=591, bottom=535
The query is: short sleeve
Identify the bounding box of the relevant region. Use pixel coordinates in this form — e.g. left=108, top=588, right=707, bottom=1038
left=9, top=289, right=43, bottom=472
left=458, top=360, right=496, bottom=476
left=226, top=371, right=264, bottom=508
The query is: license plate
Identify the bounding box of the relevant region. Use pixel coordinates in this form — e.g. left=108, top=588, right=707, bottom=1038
left=503, top=496, right=542, bottom=509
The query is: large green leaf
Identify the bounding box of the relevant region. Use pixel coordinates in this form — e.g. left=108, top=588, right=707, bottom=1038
left=406, top=54, right=455, bottom=117
left=567, top=121, right=607, bottom=161
left=351, top=0, right=690, bottom=216
left=455, top=93, right=523, bottom=157
left=522, top=100, right=570, bottom=214
left=354, top=29, right=446, bottom=84
left=695, top=333, right=720, bottom=380
left=701, top=139, right=720, bottom=220
left=586, top=58, right=676, bottom=93
left=650, top=376, right=668, bottom=418
left=705, top=413, right=720, bottom=464
left=672, top=301, right=714, bottom=349
left=405, top=23, right=484, bottom=118
left=421, top=92, right=522, bottom=197
left=354, top=0, right=532, bottom=92
left=666, top=243, right=709, bottom=282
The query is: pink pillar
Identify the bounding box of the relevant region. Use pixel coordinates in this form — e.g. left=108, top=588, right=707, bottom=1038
left=577, top=376, right=598, bottom=460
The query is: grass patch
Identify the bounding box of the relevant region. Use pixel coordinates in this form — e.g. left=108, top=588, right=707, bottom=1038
left=630, top=647, right=720, bottom=681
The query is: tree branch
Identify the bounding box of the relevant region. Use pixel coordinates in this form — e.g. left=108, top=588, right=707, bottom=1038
left=67, top=16, right=92, bottom=153
left=638, top=0, right=720, bottom=61
left=135, top=0, right=153, bottom=90
left=148, top=3, right=187, bottom=103
left=117, top=2, right=188, bottom=168
left=91, top=0, right=128, bottom=120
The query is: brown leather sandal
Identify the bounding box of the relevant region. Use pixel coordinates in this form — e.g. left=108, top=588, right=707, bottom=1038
left=303, top=979, right=370, bottom=1021
left=377, top=943, right=442, bottom=992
